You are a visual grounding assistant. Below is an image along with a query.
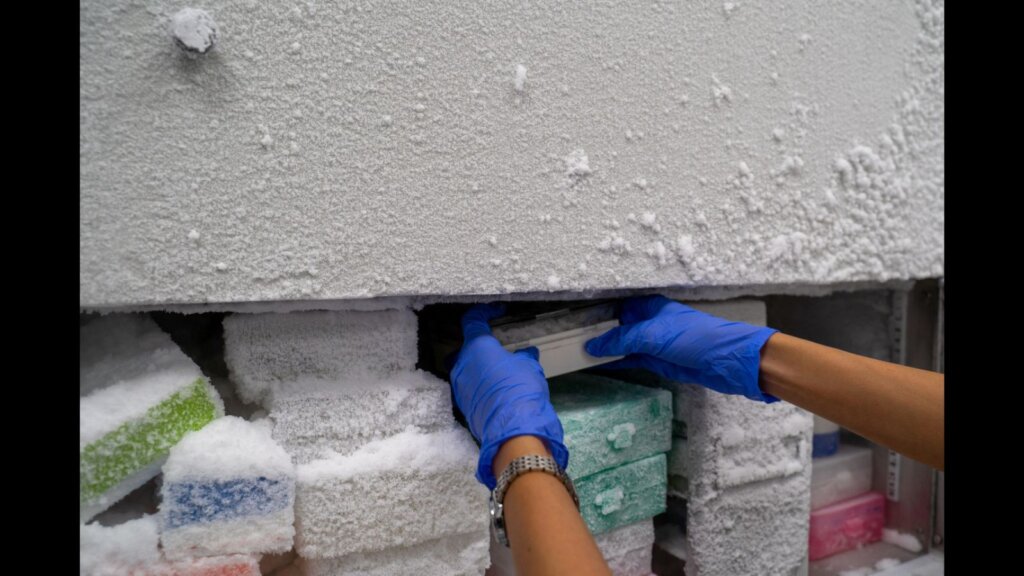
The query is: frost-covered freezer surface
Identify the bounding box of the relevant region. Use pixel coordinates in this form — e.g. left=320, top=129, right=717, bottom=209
left=80, top=1, right=943, bottom=308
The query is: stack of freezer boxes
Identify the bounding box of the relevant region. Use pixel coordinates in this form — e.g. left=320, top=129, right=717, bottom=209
left=81, top=309, right=675, bottom=575
left=488, top=372, right=672, bottom=576
left=807, top=417, right=880, bottom=560
left=222, top=309, right=491, bottom=575
left=80, top=314, right=295, bottom=576
left=81, top=309, right=490, bottom=575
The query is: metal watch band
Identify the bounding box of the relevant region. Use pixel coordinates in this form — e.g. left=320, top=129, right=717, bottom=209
left=493, top=454, right=578, bottom=507
left=490, top=454, right=579, bottom=547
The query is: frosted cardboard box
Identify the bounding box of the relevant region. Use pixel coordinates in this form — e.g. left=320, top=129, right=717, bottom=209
left=576, top=454, right=667, bottom=535
left=421, top=301, right=623, bottom=380
left=808, top=492, right=885, bottom=560
left=223, top=309, right=418, bottom=406
left=294, top=426, right=489, bottom=559
left=267, top=370, right=454, bottom=464
left=160, top=417, right=296, bottom=559
left=80, top=516, right=261, bottom=576
left=304, top=531, right=490, bottom=576
left=810, top=444, right=872, bottom=510
left=550, top=373, right=672, bottom=480
left=80, top=314, right=224, bottom=522
left=596, top=519, right=656, bottom=576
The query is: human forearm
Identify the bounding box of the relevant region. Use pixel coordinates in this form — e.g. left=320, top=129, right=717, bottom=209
left=496, top=436, right=611, bottom=576
left=451, top=304, right=610, bottom=576
left=760, top=333, right=944, bottom=470
left=586, top=296, right=945, bottom=469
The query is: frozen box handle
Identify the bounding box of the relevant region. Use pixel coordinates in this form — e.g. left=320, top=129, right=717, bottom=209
left=606, top=423, right=636, bottom=450
left=595, top=486, right=624, bottom=515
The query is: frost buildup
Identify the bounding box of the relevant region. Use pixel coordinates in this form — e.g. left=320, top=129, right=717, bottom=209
left=172, top=8, right=218, bottom=55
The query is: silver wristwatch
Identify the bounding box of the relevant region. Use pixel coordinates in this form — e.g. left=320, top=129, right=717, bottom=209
left=489, top=454, right=580, bottom=547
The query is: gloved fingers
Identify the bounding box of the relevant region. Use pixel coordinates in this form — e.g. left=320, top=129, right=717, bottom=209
left=513, top=346, right=546, bottom=378
left=652, top=363, right=706, bottom=386
left=584, top=319, right=663, bottom=357
left=619, top=294, right=680, bottom=324
left=461, top=303, right=507, bottom=341
left=451, top=336, right=507, bottom=385
left=512, top=345, right=540, bottom=362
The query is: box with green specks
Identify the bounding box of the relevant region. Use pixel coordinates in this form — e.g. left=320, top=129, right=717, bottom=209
left=549, top=373, right=672, bottom=480
left=575, top=453, right=668, bottom=535
left=80, top=314, right=224, bottom=522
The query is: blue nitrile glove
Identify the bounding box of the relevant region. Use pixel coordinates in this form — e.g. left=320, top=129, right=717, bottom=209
left=450, top=303, right=569, bottom=490
left=585, top=295, right=780, bottom=403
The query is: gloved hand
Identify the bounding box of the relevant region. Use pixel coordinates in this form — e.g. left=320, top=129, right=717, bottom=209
left=450, top=303, right=569, bottom=490
left=585, top=295, right=780, bottom=403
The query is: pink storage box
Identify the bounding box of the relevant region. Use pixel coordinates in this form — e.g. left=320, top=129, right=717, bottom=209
left=808, top=491, right=885, bottom=560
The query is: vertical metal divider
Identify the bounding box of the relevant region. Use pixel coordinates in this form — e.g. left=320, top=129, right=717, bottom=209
left=881, top=280, right=940, bottom=552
